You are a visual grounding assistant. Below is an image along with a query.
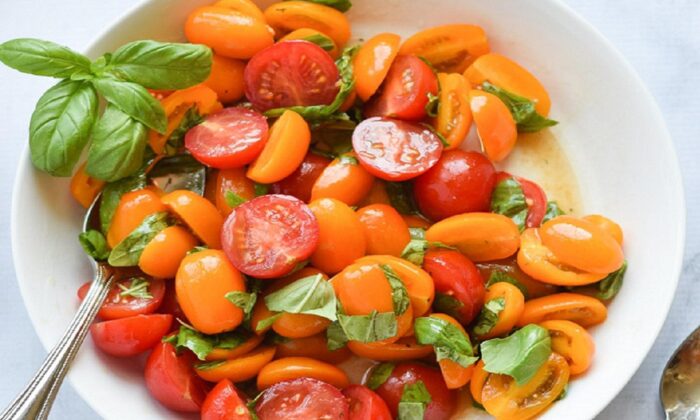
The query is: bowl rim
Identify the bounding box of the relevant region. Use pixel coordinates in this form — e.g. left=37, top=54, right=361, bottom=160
left=10, top=0, right=686, bottom=418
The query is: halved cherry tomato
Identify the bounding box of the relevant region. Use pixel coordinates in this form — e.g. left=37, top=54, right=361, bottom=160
left=433, top=73, right=473, bottom=149
left=423, top=249, right=485, bottom=325
left=107, top=188, right=167, bottom=248
left=477, top=259, right=561, bottom=299
left=176, top=249, right=246, bottom=334
left=358, top=180, right=391, bottom=207
left=70, top=162, right=105, bottom=208
left=270, top=153, right=331, bottom=203
left=213, top=0, right=265, bottom=21
left=365, top=55, right=439, bottom=121
left=215, top=167, right=256, bottom=216
left=470, top=90, right=517, bottom=162
left=356, top=204, right=411, bottom=256
left=78, top=277, right=166, bottom=320
left=540, top=320, right=595, bottom=375
left=353, top=33, right=401, bottom=101
left=185, top=107, right=269, bottom=169
left=400, top=24, right=489, bottom=73
left=162, top=189, right=224, bottom=248
left=145, top=342, right=209, bottom=413
left=222, top=194, right=319, bottom=278
left=204, top=55, right=247, bottom=104
left=90, top=314, right=172, bottom=357
left=255, top=377, right=349, bottom=420
left=413, top=150, right=496, bottom=221
left=352, top=117, right=443, bottom=181
left=482, top=353, right=570, bottom=420
left=196, top=346, right=277, bottom=383
left=207, top=334, right=265, bottom=361
left=583, top=214, right=624, bottom=245
left=269, top=268, right=331, bottom=338
left=430, top=313, right=475, bottom=389
left=347, top=336, right=433, bottom=361
left=402, top=214, right=432, bottom=229
left=280, top=28, right=339, bottom=59
left=517, top=293, right=608, bottom=328
left=139, top=226, right=198, bottom=278
left=185, top=6, right=274, bottom=59
left=309, top=198, right=366, bottom=273
left=465, top=53, right=551, bottom=116
left=245, top=41, right=339, bottom=112
left=497, top=171, right=547, bottom=228
left=425, top=213, right=520, bottom=261
left=201, top=379, right=252, bottom=420
left=476, top=282, right=525, bottom=339
left=275, top=333, right=352, bottom=364
left=247, top=110, right=311, bottom=184
left=310, top=153, right=375, bottom=206
left=343, top=385, right=393, bottom=420
left=263, top=1, right=351, bottom=47
left=257, top=357, right=350, bottom=389
left=469, top=360, right=488, bottom=405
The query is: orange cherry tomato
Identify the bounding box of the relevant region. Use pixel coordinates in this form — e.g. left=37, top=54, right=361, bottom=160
left=517, top=293, right=607, bottom=328
left=347, top=336, right=434, bottom=361
left=310, top=154, right=375, bottom=206
left=70, top=162, right=105, bottom=208
left=477, top=259, right=560, bottom=299
left=213, top=0, right=265, bottom=21
left=275, top=333, right=352, bottom=365
left=280, top=28, right=339, bottom=59
left=206, top=334, right=265, bottom=361
left=215, top=167, right=256, bottom=216
left=358, top=180, right=392, bottom=207
left=271, top=268, right=332, bottom=339
left=251, top=297, right=277, bottom=335
left=139, top=226, right=198, bottom=278
left=482, top=353, right=570, bottom=420
left=356, top=204, right=411, bottom=257
left=469, top=360, right=488, bottom=405
left=257, top=357, right=350, bottom=390
left=107, top=188, right=168, bottom=248
left=430, top=313, right=474, bottom=389
left=470, top=90, right=517, bottom=162
left=353, top=33, right=401, bottom=101
left=583, top=214, right=624, bottom=245
left=433, top=73, right=472, bottom=150
left=185, top=6, right=274, bottom=59
left=425, top=213, right=520, bottom=262
left=476, top=282, right=525, bottom=339
left=203, top=55, right=246, bottom=104
left=309, top=198, right=367, bottom=274
left=195, top=346, right=276, bottom=382
left=399, top=24, right=489, bottom=73
left=402, top=214, right=432, bottom=229
left=539, top=320, right=595, bottom=375
left=162, top=190, right=224, bottom=249
left=465, top=53, right=551, bottom=116
left=176, top=250, right=246, bottom=334
left=264, top=1, right=351, bottom=47
left=247, top=110, right=311, bottom=184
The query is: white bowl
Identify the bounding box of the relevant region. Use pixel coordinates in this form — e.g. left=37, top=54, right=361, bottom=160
left=11, top=0, right=685, bottom=419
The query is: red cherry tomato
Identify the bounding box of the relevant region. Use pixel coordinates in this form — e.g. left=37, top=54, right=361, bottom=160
left=185, top=107, right=268, bottom=169
left=77, top=278, right=165, bottom=320
left=423, top=249, right=485, bottom=324
left=244, top=41, right=339, bottom=112
left=90, top=314, right=173, bottom=357
left=270, top=152, right=331, bottom=202
left=158, top=282, right=188, bottom=321
left=343, top=385, right=392, bottom=420
left=496, top=171, right=548, bottom=228
left=376, top=362, right=456, bottom=420
left=222, top=194, right=319, bottom=278
left=352, top=117, right=443, bottom=181
left=201, top=379, right=252, bottom=420
left=365, top=55, right=438, bottom=121
left=255, top=377, right=349, bottom=420
left=413, top=150, right=496, bottom=221
left=145, top=342, right=209, bottom=413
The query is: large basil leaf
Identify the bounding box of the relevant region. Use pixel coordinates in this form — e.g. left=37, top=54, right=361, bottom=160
left=287, top=0, right=352, bottom=12
left=481, top=82, right=557, bottom=133
left=164, top=325, right=248, bottom=361
left=108, top=211, right=171, bottom=266
left=398, top=381, right=432, bottom=420
left=264, top=274, right=337, bottom=321
left=147, top=154, right=206, bottom=195
left=491, top=178, right=528, bottom=231
left=480, top=324, right=552, bottom=385
left=0, top=38, right=91, bottom=78
left=92, top=76, right=166, bottom=133
left=414, top=317, right=478, bottom=367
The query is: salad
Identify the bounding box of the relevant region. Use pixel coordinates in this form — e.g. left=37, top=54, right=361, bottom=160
left=0, top=0, right=628, bottom=419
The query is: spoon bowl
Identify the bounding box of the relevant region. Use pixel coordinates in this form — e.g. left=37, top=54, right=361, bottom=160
left=661, top=326, right=700, bottom=420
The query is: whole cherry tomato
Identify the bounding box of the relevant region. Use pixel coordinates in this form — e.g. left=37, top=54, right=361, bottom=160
left=270, top=153, right=331, bottom=202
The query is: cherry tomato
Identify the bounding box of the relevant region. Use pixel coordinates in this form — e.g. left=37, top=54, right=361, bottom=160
left=469, top=360, right=488, bottom=405
left=496, top=171, right=548, bottom=228
left=196, top=346, right=276, bottom=383
left=470, top=90, right=518, bottom=162
left=90, top=314, right=172, bottom=357
left=107, top=188, right=167, bottom=248
left=433, top=73, right=473, bottom=150
left=222, top=195, right=319, bottom=278
left=376, top=363, right=456, bottom=420
left=400, top=24, right=489, bottom=73
left=346, top=337, right=433, bottom=361
left=309, top=198, right=366, bottom=274
left=255, top=377, right=349, bottom=420
left=358, top=180, right=392, bottom=207
left=343, top=385, right=392, bottom=420
left=270, top=153, right=331, bottom=203
left=145, top=342, right=209, bottom=413
left=413, top=150, right=496, bottom=221
left=365, top=55, right=439, bottom=121
left=204, top=55, right=247, bottom=104
left=70, top=162, right=105, bottom=208
left=268, top=268, right=331, bottom=338
left=423, top=249, right=485, bottom=324
left=583, top=214, right=624, bottom=245
left=402, top=214, right=432, bottom=229
left=517, top=293, right=607, bottom=328
left=257, top=357, right=350, bottom=390
left=215, top=167, right=256, bottom=216
left=213, top=0, right=265, bottom=21
left=476, top=282, right=525, bottom=339
left=263, top=1, right=351, bottom=47
left=352, top=117, right=443, bottom=181
left=310, top=153, right=375, bottom=206
left=540, top=320, right=595, bottom=375
left=244, top=41, right=339, bottom=112
left=356, top=204, right=411, bottom=256
left=77, top=277, right=165, bottom=320
left=280, top=28, right=339, bottom=59
left=207, top=334, right=265, bottom=361
left=477, top=258, right=561, bottom=299
left=139, top=226, right=198, bottom=278
left=353, top=33, right=401, bottom=102
left=185, top=107, right=269, bottom=169
left=162, top=190, right=224, bottom=249
left=201, top=379, right=252, bottom=420
left=159, top=281, right=187, bottom=321
left=275, top=334, right=352, bottom=365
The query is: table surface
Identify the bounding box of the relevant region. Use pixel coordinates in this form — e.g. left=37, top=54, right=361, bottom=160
left=0, top=1, right=698, bottom=418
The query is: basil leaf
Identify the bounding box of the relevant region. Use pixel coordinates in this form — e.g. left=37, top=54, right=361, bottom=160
left=108, top=40, right=213, bottom=90
left=491, top=178, right=528, bottom=231
left=168, top=325, right=248, bottom=360
left=338, top=310, right=397, bottom=343
left=195, top=360, right=226, bottom=371
left=118, top=277, right=152, bottom=299
left=301, top=34, right=335, bottom=51
left=255, top=313, right=282, bottom=332
left=481, top=82, right=558, bottom=133
left=409, top=227, right=426, bottom=240
left=381, top=265, right=409, bottom=315
left=596, top=260, right=628, bottom=300
left=288, top=0, right=352, bottom=12
left=425, top=92, right=439, bottom=118
left=386, top=182, right=419, bottom=215
left=92, top=77, right=166, bottom=133
left=480, top=324, right=552, bottom=385
left=99, top=167, right=148, bottom=233
left=148, top=154, right=206, bottom=195
left=163, top=107, right=203, bottom=155
left=472, top=297, right=506, bottom=336
left=78, top=229, right=109, bottom=260
left=107, top=211, right=171, bottom=266
left=339, top=154, right=359, bottom=165
left=326, top=320, right=348, bottom=350
left=264, top=274, right=337, bottom=321
left=254, top=183, right=269, bottom=196
left=86, top=105, right=149, bottom=182
left=225, top=291, right=257, bottom=322
left=400, top=239, right=455, bottom=266
left=187, top=245, right=209, bottom=255
left=225, top=191, right=249, bottom=208
left=0, top=38, right=91, bottom=78
left=398, top=381, right=432, bottom=420
left=29, top=79, right=98, bottom=176
left=414, top=317, right=478, bottom=367
left=367, top=363, right=395, bottom=390
left=433, top=293, right=464, bottom=320
left=541, top=201, right=565, bottom=224
left=486, top=271, right=529, bottom=299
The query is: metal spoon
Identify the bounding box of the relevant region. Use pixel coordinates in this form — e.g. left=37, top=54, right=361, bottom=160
left=660, top=326, right=700, bottom=419
left=0, top=196, right=115, bottom=420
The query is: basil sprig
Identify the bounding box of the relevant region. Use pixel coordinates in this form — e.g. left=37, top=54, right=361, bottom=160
left=108, top=211, right=171, bottom=266
left=480, top=324, right=552, bottom=385
left=481, top=81, right=558, bottom=132
left=414, top=317, right=478, bottom=367
left=491, top=177, right=528, bottom=231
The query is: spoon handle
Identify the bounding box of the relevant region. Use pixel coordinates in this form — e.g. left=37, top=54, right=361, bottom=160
left=0, top=265, right=114, bottom=420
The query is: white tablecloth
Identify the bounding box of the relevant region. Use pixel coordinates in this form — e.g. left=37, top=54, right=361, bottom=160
left=0, top=1, right=698, bottom=418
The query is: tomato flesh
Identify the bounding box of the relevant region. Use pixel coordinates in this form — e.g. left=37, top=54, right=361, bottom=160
left=201, top=379, right=252, bottom=420
left=77, top=278, right=165, bottom=320
left=222, top=194, right=319, bottom=278
left=90, top=314, right=173, bottom=357
left=255, top=377, right=349, bottom=420
left=270, top=152, right=331, bottom=202
left=343, top=385, right=392, bottom=420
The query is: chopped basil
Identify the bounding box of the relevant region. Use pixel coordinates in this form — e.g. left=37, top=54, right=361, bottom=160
left=541, top=201, right=565, bottom=224
left=381, top=264, right=410, bottom=315
left=254, top=183, right=269, bottom=197
left=386, top=181, right=419, bottom=215
left=337, top=310, right=397, bottom=343
left=118, top=277, right=152, bottom=299
left=107, top=211, right=171, bottom=266
left=301, top=34, right=335, bottom=51
left=596, top=260, right=628, bottom=300
left=433, top=293, right=465, bottom=321
left=310, top=119, right=355, bottom=159
left=481, top=82, right=558, bottom=133
left=225, top=291, right=258, bottom=322
left=165, top=325, right=248, bottom=360
left=409, top=227, right=426, bottom=240
left=414, top=317, right=478, bottom=367
left=367, top=363, right=395, bottom=390
left=225, top=190, right=248, bottom=208
left=480, top=324, right=552, bottom=385
left=326, top=320, right=348, bottom=350
left=398, top=381, right=432, bottom=420
left=491, top=178, right=528, bottom=231
left=400, top=238, right=455, bottom=266
left=255, top=313, right=282, bottom=332
left=98, top=155, right=151, bottom=233
left=264, top=274, right=337, bottom=321
left=472, top=297, right=506, bottom=336
left=162, top=107, right=202, bottom=155
left=425, top=92, right=439, bottom=118
left=486, top=271, right=529, bottom=299
left=339, top=154, right=359, bottom=165
left=147, top=153, right=206, bottom=195
left=556, top=383, right=569, bottom=401
left=187, top=245, right=208, bottom=255
left=194, top=360, right=226, bottom=371
left=78, top=229, right=109, bottom=260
